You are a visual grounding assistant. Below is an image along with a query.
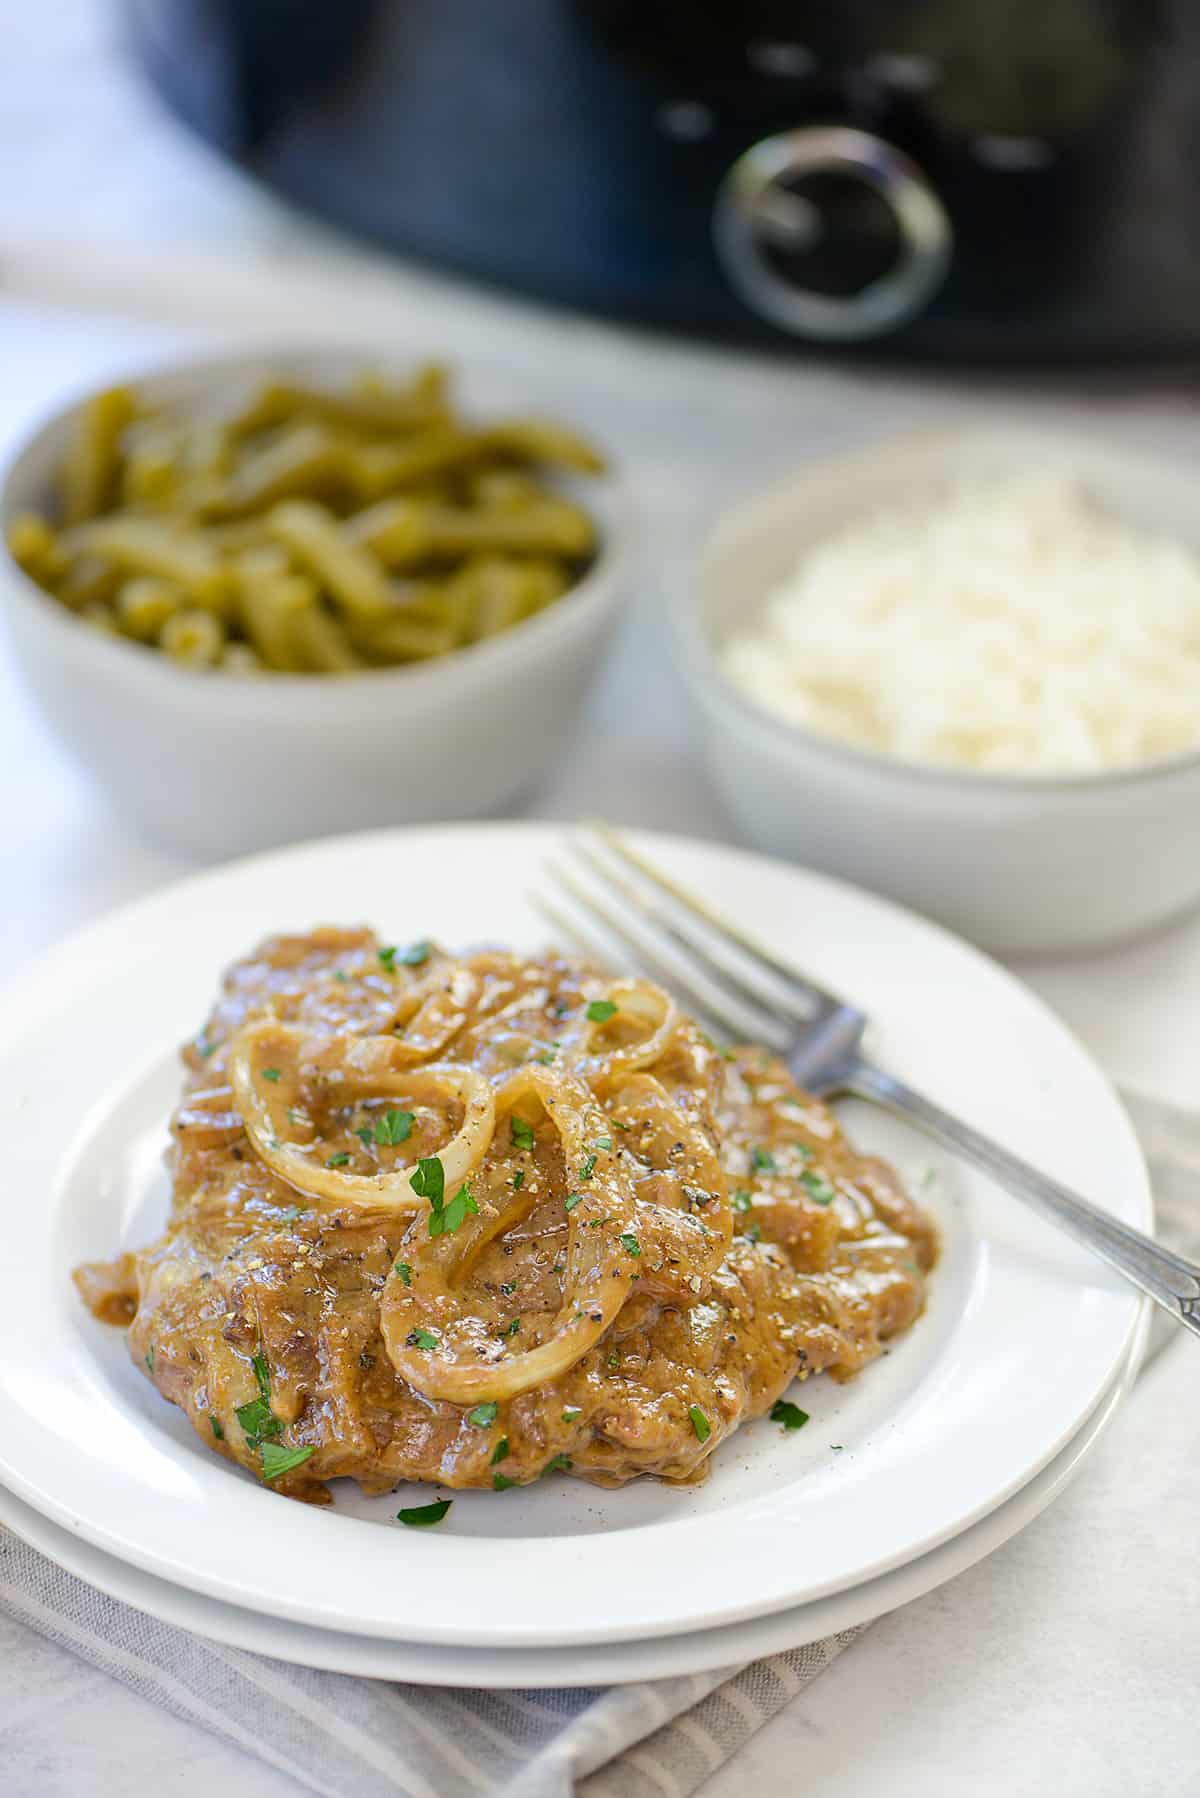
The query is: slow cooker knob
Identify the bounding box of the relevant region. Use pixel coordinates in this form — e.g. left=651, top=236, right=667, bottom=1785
left=713, top=127, right=952, bottom=340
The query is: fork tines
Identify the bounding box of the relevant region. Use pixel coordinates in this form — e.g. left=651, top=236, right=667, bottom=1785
left=538, top=824, right=845, bottom=1053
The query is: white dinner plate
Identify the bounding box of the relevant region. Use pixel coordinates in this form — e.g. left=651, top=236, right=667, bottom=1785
left=0, top=825, right=1148, bottom=1648
left=0, top=1302, right=1148, bottom=1685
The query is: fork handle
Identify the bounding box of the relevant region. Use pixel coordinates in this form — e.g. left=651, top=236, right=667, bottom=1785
left=848, top=1057, right=1200, bottom=1339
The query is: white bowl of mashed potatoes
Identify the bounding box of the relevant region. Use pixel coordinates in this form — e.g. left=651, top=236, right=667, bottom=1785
left=672, top=423, right=1200, bottom=954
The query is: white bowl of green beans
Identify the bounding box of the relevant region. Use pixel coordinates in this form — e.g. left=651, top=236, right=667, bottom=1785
left=0, top=347, right=629, bottom=856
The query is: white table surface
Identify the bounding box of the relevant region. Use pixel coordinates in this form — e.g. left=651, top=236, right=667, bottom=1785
left=2, top=6, right=1198, bottom=1793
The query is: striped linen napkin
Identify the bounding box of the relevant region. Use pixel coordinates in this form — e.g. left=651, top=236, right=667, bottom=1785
left=0, top=1090, right=1192, bottom=1798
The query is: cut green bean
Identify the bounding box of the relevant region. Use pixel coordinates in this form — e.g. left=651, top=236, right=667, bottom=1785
left=116, top=577, right=183, bottom=642
left=291, top=600, right=364, bottom=673
left=160, top=608, right=225, bottom=666
left=66, top=516, right=230, bottom=610
left=59, top=386, right=137, bottom=525
left=198, top=424, right=348, bottom=520
left=267, top=500, right=396, bottom=622
left=6, top=512, right=67, bottom=582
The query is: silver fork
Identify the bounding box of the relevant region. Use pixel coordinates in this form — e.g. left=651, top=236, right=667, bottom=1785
left=541, top=825, right=1200, bottom=1341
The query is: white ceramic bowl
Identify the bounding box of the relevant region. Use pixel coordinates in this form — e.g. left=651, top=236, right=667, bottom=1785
left=0, top=348, right=630, bottom=858
left=672, top=423, right=1200, bottom=956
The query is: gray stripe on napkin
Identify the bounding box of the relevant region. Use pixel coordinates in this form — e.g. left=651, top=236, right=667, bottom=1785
left=1, top=1086, right=1194, bottom=1798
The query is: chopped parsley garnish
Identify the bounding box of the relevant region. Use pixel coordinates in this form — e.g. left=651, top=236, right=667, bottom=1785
left=381, top=938, right=432, bottom=972
left=512, top=1169, right=525, bottom=1191
left=144, top=1346, right=155, bottom=1374
left=468, top=1402, right=498, bottom=1429
left=534, top=1048, right=557, bottom=1065
left=196, top=1036, right=217, bottom=1059
left=261, top=1442, right=315, bottom=1482
left=235, top=1397, right=281, bottom=1452
left=606, top=1351, right=620, bottom=1369
left=356, top=1126, right=374, bottom=1148
left=751, top=1147, right=776, bottom=1173
left=830, top=1444, right=844, bottom=1452
left=770, top=1399, right=810, bottom=1431
left=278, top=1205, right=304, bottom=1223
left=492, top=1471, right=518, bottom=1491
left=397, top=1498, right=452, bottom=1527
left=428, top=1182, right=479, bottom=1238
left=408, top=1327, right=439, bottom=1351
left=542, top=1454, right=572, bottom=1476
left=251, top=1352, right=271, bottom=1400
left=331, top=969, right=348, bottom=983
left=579, top=1153, right=597, bottom=1181
left=620, top=1233, right=641, bottom=1257
left=562, top=1405, right=582, bottom=1423
left=375, top=1109, right=414, bottom=1146
left=260, top=1067, right=281, bottom=1083
left=498, top=1318, right=520, bottom=1339
left=746, top=1222, right=762, bottom=1243
left=511, top=1116, right=536, bottom=1151
left=410, top=1155, right=445, bottom=1206
left=586, top=999, right=617, bottom=1023
left=732, top=1190, right=753, bottom=1213
left=394, top=1260, right=413, bottom=1286
left=326, top=1152, right=351, bottom=1168
left=210, top=1414, right=224, bottom=1440
left=499, top=1281, right=516, bottom=1298
left=490, top=1436, right=510, bottom=1465
left=688, top=1405, right=712, bottom=1443
left=564, top=1192, right=584, bottom=1213
left=801, top=1171, right=836, bottom=1205
left=794, top=1142, right=814, bottom=1162
left=593, top=1135, right=612, bottom=1152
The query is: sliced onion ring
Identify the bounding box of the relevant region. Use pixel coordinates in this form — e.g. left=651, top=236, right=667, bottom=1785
left=172, top=1084, right=244, bottom=1150
left=229, top=1019, right=495, bottom=1213
left=380, top=1065, right=638, bottom=1404
left=575, top=978, right=678, bottom=1082
left=387, top=965, right=480, bottom=1065
left=606, top=1070, right=733, bottom=1287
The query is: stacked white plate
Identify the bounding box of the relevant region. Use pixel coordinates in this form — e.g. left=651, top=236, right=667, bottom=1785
left=0, top=827, right=1149, bottom=1686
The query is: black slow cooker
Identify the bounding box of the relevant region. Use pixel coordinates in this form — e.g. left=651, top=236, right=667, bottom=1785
left=126, top=0, right=1200, bottom=361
